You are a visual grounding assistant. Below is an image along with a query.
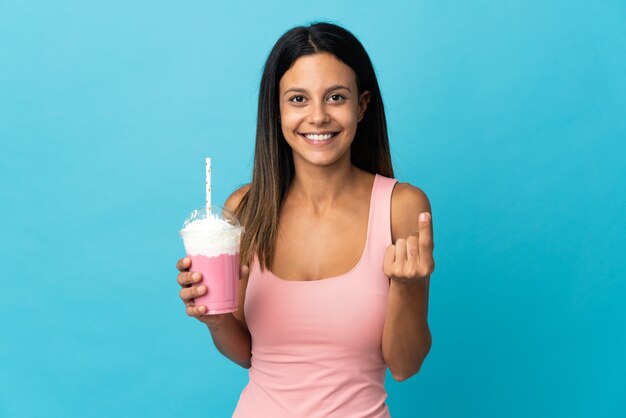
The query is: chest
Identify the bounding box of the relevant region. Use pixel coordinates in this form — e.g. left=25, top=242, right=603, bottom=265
left=245, top=262, right=390, bottom=353
left=270, top=204, right=369, bottom=281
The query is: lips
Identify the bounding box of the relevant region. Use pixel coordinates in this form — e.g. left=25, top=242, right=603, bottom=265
left=299, top=132, right=339, bottom=141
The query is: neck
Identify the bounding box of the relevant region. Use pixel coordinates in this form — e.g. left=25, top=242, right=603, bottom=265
left=288, top=157, right=360, bottom=211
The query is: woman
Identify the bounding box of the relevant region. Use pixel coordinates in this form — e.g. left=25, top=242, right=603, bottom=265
left=176, top=22, right=435, bottom=418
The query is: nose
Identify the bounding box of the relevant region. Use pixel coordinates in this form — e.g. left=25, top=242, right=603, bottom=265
left=308, top=100, right=330, bottom=125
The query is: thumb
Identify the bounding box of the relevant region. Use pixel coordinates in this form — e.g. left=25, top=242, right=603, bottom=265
left=240, top=264, right=250, bottom=280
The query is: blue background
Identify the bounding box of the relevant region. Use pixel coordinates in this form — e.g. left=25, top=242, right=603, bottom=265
left=1, top=1, right=625, bottom=417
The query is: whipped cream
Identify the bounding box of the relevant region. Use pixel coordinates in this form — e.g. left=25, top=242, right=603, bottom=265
left=180, top=215, right=242, bottom=257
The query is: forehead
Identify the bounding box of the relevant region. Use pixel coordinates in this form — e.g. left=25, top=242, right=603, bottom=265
left=279, top=53, right=357, bottom=90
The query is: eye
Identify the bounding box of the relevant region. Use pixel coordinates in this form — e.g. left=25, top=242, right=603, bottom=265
left=289, top=95, right=306, bottom=103
left=329, top=94, right=345, bottom=102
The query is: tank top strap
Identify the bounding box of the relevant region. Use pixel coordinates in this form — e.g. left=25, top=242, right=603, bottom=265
left=365, top=174, right=398, bottom=266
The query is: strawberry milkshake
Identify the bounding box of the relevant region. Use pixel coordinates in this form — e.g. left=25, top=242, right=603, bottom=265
left=180, top=206, right=243, bottom=314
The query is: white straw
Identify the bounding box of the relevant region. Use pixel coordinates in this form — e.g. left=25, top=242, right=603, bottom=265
left=206, top=157, right=212, bottom=216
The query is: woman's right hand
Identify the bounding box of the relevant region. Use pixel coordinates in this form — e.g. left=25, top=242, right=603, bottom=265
left=176, top=257, right=228, bottom=328
left=176, top=257, right=249, bottom=328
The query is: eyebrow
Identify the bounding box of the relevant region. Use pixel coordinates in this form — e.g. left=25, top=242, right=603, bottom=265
left=282, top=85, right=352, bottom=96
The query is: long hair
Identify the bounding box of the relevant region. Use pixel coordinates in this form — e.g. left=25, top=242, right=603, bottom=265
left=234, top=21, right=394, bottom=270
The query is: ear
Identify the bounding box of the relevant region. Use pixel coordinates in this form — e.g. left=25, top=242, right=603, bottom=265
left=357, top=90, right=371, bottom=122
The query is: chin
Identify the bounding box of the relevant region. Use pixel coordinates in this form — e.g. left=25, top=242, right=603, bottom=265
left=299, top=153, right=350, bottom=168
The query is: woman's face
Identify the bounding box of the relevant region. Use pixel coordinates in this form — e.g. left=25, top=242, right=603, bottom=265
left=278, top=52, right=370, bottom=169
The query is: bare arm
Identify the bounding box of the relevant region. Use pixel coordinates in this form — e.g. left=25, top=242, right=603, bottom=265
left=206, top=286, right=253, bottom=369
left=176, top=184, right=253, bottom=368
left=382, top=183, right=434, bottom=381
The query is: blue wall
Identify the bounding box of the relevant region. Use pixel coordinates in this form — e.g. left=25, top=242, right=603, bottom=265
left=1, top=1, right=625, bottom=417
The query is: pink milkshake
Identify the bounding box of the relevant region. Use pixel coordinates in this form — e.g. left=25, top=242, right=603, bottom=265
left=180, top=206, right=243, bottom=315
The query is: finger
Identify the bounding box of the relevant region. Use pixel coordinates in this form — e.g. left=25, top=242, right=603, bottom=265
left=383, top=244, right=396, bottom=276
left=395, top=238, right=407, bottom=266
left=405, top=234, right=419, bottom=267
left=391, top=238, right=407, bottom=278
left=177, top=271, right=200, bottom=287
left=184, top=298, right=195, bottom=315
left=177, top=271, right=202, bottom=287
left=186, top=304, right=207, bottom=316
left=176, top=257, right=191, bottom=272
left=240, top=264, right=250, bottom=280
left=179, top=285, right=207, bottom=302
left=418, top=212, right=435, bottom=270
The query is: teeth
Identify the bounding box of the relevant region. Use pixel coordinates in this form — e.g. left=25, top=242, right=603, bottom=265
left=303, top=133, right=336, bottom=141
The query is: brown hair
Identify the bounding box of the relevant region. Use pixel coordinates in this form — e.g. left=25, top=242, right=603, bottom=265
left=234, top=22, right=393, bottom=270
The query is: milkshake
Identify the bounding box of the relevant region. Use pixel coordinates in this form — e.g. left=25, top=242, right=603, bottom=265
left=180, top=206, right=243, bottom=314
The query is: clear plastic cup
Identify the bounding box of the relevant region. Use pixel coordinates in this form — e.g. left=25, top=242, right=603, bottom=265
left=179, top=205, right=243, bottom=314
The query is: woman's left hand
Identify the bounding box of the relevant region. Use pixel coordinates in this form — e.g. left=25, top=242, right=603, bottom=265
left=383, top=212, right=435, bottom=284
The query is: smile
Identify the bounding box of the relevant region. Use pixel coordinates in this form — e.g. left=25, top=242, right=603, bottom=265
left=299, top=132, right=339, bottom=141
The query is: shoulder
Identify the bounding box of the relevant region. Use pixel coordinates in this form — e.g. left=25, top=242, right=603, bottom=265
left=224, top=184, right=251, bottom=213
left=391, top=182, right=431, bottom=211
left=390, top=181, right=432, bottom=242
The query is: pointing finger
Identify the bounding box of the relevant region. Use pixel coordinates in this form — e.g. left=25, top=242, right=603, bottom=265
left=418, top=212, right=435, bottom=270
left=418, top=212, right=432, bottom=232
left=176, top=257, right=191, bottom=272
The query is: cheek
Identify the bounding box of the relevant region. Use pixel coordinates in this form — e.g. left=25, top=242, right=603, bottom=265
left=279, top=115, right=301, bottom=144
left=336, top=109, right=359, bottom=131
left=280, top=110, right=304, bottom=130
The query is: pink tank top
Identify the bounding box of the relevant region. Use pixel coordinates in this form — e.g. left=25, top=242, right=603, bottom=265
left=232, top=174, right=398, bottom=418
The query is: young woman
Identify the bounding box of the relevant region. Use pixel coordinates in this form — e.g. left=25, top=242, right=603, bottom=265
left=176, top=22, right=435, bottom=418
